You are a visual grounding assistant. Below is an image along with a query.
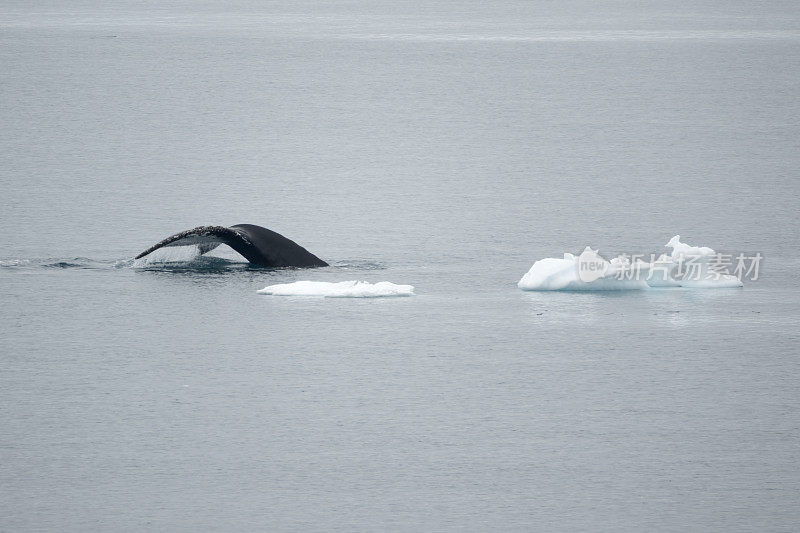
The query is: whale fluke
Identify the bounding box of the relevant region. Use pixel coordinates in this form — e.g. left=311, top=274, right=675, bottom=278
left=135, top=224, right=328, bottom=268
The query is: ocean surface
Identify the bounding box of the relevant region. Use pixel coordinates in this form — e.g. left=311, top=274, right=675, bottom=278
left=2, top=1, right=799, bottom=530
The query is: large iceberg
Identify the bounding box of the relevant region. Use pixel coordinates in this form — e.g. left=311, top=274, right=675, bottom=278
left=518, top=235, right=743, bottom=291
left=257, top=280, right=414, bottom=298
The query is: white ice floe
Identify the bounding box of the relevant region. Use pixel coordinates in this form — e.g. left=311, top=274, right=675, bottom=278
left=257, top=280, right=414, bottom=298
left=665, top=235, right=743, bottom=288
left=517, top=249, right=650, bottom=291
left=518, top=235, right=743, bottom=291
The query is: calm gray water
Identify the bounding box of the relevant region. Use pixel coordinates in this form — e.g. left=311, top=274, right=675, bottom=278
left=2, top=1, right=799, bottom=531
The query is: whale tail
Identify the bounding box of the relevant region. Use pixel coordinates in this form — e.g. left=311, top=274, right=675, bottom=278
left=135, top=224, right=328, bottom=268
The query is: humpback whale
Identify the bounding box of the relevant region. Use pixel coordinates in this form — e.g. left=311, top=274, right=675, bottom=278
left=135, top=224, right=328, bottom=268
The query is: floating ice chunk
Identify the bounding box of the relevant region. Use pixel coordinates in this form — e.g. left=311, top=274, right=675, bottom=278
left=666, top=235, right=715, bottom=259
left=257, top=280, right=414, bottom=298
left=518, top=236, right=744, bottom=291
left=517, top=250, right=649, bottom=291
left=665, top=235, right=743, bottom=288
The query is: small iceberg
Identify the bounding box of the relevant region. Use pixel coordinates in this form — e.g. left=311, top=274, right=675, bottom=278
left=517, top=249, right=650, bottom=291
left=665, top=235, right=743, bottom=288
left=518, top=235, right=744, bottom=291
left=257, top=280, right=414, bottom=298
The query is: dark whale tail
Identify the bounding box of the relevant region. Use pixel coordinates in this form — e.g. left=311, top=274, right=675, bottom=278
left=135, top=224, right=328, bottom=268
